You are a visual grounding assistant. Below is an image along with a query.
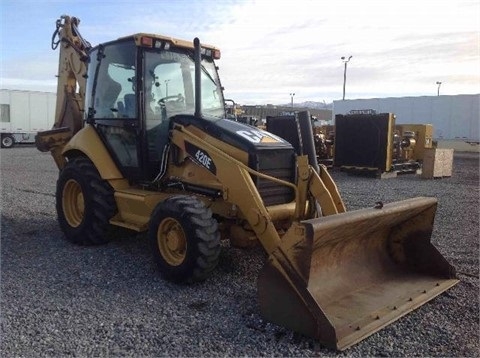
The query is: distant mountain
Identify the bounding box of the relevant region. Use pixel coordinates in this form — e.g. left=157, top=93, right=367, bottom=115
left=281, top=101, right=333, bottom=110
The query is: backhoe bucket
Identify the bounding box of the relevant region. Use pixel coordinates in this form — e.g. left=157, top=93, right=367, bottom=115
left=258, top=197, right=458, bottom=350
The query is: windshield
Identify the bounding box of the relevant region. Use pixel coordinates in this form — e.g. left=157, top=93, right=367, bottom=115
left=144, top=49, right=225, bottom=120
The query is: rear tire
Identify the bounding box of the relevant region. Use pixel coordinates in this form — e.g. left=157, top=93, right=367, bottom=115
left=1, top=135, right=15, bottom=148
left=149, top=195, right=221, bottom=283
left=56, top=156, right=117, bottom=245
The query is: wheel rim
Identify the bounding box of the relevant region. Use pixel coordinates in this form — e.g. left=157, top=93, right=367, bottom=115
left=2, top=137, right=13, bottom=147
left=62, top=179, right=85, bottom=228
left=157, top=217, right=187, bottom=266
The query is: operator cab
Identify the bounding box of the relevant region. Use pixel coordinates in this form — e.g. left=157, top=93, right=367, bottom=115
left=84, top=34, right=225, bottom=182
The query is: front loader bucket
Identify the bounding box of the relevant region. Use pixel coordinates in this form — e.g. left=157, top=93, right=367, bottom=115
left=258, top=197, right=458, bottom=350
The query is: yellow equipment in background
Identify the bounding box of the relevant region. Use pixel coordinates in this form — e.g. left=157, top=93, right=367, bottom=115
left=313, top=124, right=335, bottom=166
left=395, top=123, right=434, bottom=162
left=36, top=15, right=458, bottom=350
left=334, top=112, right=434, bottom=177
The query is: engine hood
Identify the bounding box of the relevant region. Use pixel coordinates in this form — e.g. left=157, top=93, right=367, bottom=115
left=171, top=115, right=294, bottom=152
left=171, top=114, right=297, bottom=206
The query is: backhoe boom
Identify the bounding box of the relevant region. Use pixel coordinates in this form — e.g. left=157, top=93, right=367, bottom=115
left=35, top=15, right=90, bottom=168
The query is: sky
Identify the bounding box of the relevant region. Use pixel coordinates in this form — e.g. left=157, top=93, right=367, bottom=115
left=0, top=0, right=479, bottom=105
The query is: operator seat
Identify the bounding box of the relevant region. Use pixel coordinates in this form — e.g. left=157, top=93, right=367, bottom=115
left=95, top=76, right=122, bottom=118
left=123, top=94, right=136, bottom=118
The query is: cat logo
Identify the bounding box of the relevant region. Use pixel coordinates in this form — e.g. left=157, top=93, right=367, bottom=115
left=236, top=129, right=285, bottom=144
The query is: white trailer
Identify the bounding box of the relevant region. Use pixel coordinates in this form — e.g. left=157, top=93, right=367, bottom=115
left=0, top=89, right=56, bottom=148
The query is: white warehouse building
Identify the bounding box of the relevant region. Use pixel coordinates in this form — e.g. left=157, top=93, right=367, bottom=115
left=333, top=94, right=480, bottom=151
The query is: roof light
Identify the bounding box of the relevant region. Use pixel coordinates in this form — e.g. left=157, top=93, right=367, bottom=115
left=140, top=36, right=153, bottom=47
left=200, top=47, right=220, bottom=59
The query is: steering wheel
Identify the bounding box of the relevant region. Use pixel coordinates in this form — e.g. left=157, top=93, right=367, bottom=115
left=158, top=94, right=184, bottom=105
left=157, top=94, right=185, bottom=120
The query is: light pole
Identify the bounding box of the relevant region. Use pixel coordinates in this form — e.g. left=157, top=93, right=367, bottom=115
left=341, top=55, right=352, bottom=100
left=290, top=93, right=295, bottom=108
left=165, top=79, right=170, bottom=97
left=436, top=81, right=442, bottom=96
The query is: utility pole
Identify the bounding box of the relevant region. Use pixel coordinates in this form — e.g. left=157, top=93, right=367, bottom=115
left=165, top=79, right=170, bottom=97
left=341, top=55, right=352, bottom=100
left=436, top=81, right=442, bottom=96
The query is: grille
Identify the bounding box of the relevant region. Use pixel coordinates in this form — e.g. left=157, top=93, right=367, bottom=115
left=250, top=148, right=296, bottom=206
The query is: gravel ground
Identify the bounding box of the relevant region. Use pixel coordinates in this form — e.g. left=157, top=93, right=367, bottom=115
left=1, top=146, right=478, bottom=357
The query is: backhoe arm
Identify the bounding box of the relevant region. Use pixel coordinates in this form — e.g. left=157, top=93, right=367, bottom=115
left=51, top=15, right=90, bottom=132
left=36, top=15, right=91, bottom=168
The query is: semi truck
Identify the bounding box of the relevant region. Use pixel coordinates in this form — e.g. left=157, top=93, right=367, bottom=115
left=0, top=89, right=56, bottom=148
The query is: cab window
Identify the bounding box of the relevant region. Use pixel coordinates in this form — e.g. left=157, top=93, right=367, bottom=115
left=86, top=41, right=136, bottom=119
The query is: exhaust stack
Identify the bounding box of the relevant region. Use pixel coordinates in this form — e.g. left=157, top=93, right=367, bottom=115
left=193, top=37, right=202, bottom=118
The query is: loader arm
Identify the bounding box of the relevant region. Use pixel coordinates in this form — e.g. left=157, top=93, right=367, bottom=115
left=170, top=123, right=344, bottom=255
left=35, top=15, right=91, bottom=169
left=171, top=124, right=287, bottom=254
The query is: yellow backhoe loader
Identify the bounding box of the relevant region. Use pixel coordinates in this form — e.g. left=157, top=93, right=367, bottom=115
left=36, top=15, right=458, bottom=350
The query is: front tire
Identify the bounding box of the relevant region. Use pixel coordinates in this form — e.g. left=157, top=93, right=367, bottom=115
left=56, top=156, right=117, bottom=245
left=149, top=195, right=221, bottom=283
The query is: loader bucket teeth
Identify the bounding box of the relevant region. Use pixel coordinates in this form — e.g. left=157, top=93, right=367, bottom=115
left=258, top=197, right=458, bottom=351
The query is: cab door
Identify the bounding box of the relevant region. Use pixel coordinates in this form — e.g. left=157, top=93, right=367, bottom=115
left=85, top=40, right=144, bottom=181
left=143, top=49, right=195, bottom=180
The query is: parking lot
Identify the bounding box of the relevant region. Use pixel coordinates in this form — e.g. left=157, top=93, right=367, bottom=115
left=1, top=146, right=478, bottom=357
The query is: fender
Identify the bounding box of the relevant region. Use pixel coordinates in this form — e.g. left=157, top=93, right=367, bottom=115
left=62, top=125, right=124, bottom=180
